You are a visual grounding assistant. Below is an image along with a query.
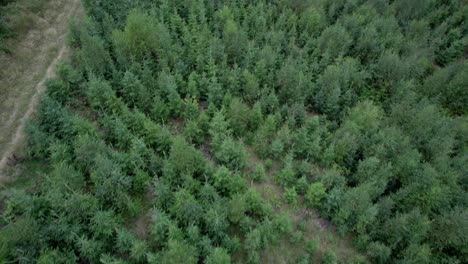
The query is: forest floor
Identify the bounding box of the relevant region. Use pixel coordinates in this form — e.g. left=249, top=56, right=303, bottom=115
left=0, top=0, right=82, bottom=184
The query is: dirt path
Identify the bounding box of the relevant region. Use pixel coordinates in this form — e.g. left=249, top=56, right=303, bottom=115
left=0, top=0, right=82, bottom=181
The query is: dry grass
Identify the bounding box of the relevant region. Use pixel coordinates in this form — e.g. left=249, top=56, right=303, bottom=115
left=0, top=0, right=83, bottom=182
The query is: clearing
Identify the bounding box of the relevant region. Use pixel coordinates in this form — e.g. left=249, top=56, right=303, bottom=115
left=0, top=0, right=82, bottom=183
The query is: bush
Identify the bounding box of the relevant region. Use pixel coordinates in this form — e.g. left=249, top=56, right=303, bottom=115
left=209, top=111, right=231, bottom=150
left=164, top=137, right=205, bottom=184
left=290, top=230, right=303, bottom=244
left=244, top=230, right=262, bottom=264
left=275, top=162, right=296, bottom=187
left=296, top=176, right=309, bottom=195
left=228, top=194, right=246, bottom=224
left=283, top=187, right=298, bottom=208
left=206, top=247, right=231, bottom=264
left=270, top=138, right=284, bottom=159
left=273, top=213, right=294, bottom=235
left=184, top=119, right=204, bottom=146
left=25, top=121, right=53, bottom=159
left=296, top=254, right=311, bottom=264
left=215, top=137, right=248, bottom=171
left=213, top=166, right=246, bottom=197
left=45, top=78, right=71, bottom=104
left=252, top=164, right=266, bottom=182
left=305, top=182, right=326, bottom=208
left=130, top=240, right=148, bottom=262
left=322, top=250, right=337, bottom=264
left=183, top=96, right=200, bottom=121
left=161, top=239, right=198, bottom=264
left=227, top=97, right=251, bottom=137
left=171, top=189, right=203, bottom=226
left=367, top=241, right=391, bottom=264
left=305, top=239, right=320, bottom=256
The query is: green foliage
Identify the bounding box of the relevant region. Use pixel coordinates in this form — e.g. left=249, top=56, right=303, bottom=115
left=91, top=210, right=122, bottom=238
left=171, top=189, right=203, bottom=226
left=245, top=228, right=263, bottom=256
left=112, top=10, right=159, bottom=61
left=290, top=230, right=303, bottom=244
left=215, top=137, right=248, bottom=171
left=206, top=247, right=231, bottom=264
left=120, top=71, right=151, bottom=111
left=305, top=182, right=326, bottom=208
left=164, top=136, right=205, bottom=185
left=253, top=115, right=277, bottom=159
left=209, top=110, right=231, bottom=150
left=283, top=187, right=298, bottom=208
left=184, top=119, right=204, bottom=145
left=4, top=0, right=467, bottom=263
left=252, top=163, right=266, bottom=183
left=322, top=250, right=338, bottom=264
left=130, top=240, right=148, bottom=262
left=273, top=213, right=294, bottom=236
left=223, top=18, right=247, bottom=64
left=314, top=58, right=368, bottom=120
left=315, top=24, right=351, bottom=64
left=25, top=121, right=53, bottom=159
left=227, top=98, right=251, bottom=137
left=367, top=241, right=391, bottom=264
left=161, top=239, right=198, bottom=264
left=275, top=157, right=296, bottom=187
left=305, top=239, right=320, bottom=256
left=204, top=202, right=229, bottom=243
left=421, top=61, right=468, bottom=115
left=212, top=166, right=246, bottom=197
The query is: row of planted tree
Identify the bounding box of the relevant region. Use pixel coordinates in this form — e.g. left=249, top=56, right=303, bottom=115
left=1, top=0, right=467, bottom=263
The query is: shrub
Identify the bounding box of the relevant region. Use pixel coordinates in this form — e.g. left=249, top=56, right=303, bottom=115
left=116, top=228, right=136, bottom=254
left=183, top=96, right=200, bottom=121
left=45, top=78, right=71, bottom=104
left=296, top=254, right=311, bottom=264
left=322, top=250, right=337, bottom=264
left=296, top=176, right=309, bottom=195
left=276, top=163, right=296, bottom=187
left=184, top=119, right=204, bottom=146
left=164, top=137, right=205, bottom=184
left=270, top=138, right=284, bottom=159
left=283, top=187, right=298, bottom=208
left=130, top=240, right=148, bottom=262
left=227, top=97, right=251, bottom=137
left=367, top=241, right=391, bottom=264
left=25, top=121, right=53, bottom=159
left=161, top=239, right=198, bottom=264
left=215, top=137, right=248, bottom=171
left=305, top=182, right=326, bottom=208
left=206, top=247, right=231, bottom=264
left=252, top=164, right=266, bottom=182
left=305, top=239, right=320, bottom=256
left=213, top=166, right=246, bottom=197
left=264, top=159, right=273, bottom=170
left=228, top=194, right=246, bottom=224
left=245, top=230, right=262, bottom=264
left=209, top=111, right=231, bottom=150
left=290, top=230, right=303, bottom=244
left=171, top=189, right=203, bottom=226
left=274, top=213, right=294, bottom=235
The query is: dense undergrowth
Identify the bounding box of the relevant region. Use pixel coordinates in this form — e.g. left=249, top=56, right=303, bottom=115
left=0, top=0, right=467, bottom=263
